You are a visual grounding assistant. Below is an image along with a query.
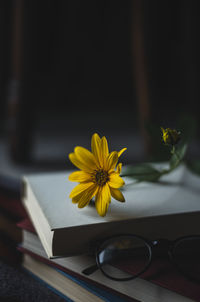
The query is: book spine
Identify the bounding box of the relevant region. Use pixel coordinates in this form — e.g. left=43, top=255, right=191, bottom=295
left=23, top=268, right=74, bottom=302
left=53, top=266, right=132, bottom=302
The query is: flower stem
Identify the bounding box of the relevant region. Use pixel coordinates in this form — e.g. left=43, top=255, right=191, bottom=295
left=171, top=145, right=175, bottom=154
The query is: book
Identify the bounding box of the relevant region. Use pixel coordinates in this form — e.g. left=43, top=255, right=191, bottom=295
left=23, top=253, right=133, bottom=302
left=18, top=219, right=199, bottom=302
left=22, top=164, right=200, bottom=258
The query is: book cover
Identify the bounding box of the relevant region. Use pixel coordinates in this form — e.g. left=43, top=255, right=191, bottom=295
left=22, top=164, right=200, bottom=258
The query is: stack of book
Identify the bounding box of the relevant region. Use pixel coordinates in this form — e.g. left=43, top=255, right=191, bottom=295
left=19, top=164, right=200, bottom=301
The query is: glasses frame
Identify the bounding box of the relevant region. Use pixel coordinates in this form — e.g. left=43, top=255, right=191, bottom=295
left=170, top=234, right=200, bottom=282
left=84, top=234, right=200, bottom=282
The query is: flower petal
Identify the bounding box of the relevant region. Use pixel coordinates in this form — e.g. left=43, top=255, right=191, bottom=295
left=74, top=146, right=98, bottom=170
left=110, top=187, right=125, bottom=202
left=106, top=151, right=118, bottom=171
left=95, top=184, right=111, bottom=216
left=69, top=182, right=94, bottom=198
left=72, top=183, right=97, bottom=208
left=118, top=148, right=127, bottom=157
left=116, top=163, right=122, bottom=174
left=101, top=136, right=109, bottom=168
left=108, top=172, right=125, bottom=188
left=91, top=133, right=102, bottom=166
left=101, top=136, right=109, bottom=159
left=72, top=197, right=79, bottom=204
left=77, top=184, right=98, bottom=208
left=68, top=171, right=92, bottom=182
left=69, top=153, right=93, bottom=173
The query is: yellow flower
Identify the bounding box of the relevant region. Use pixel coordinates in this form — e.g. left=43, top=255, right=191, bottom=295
left=161, top=127, right=181, bottom=145
left=68, top=133, right=127, bottom=217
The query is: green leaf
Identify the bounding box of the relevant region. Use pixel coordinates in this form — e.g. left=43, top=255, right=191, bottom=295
left=170, top=143, right=188, bottom=169
left=121, top=164, right=161, bottom=182
left=186, top=160, right=200, bottom=176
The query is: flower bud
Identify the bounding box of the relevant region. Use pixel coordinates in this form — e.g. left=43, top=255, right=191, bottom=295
left=161, top=127, right=181, bottom=145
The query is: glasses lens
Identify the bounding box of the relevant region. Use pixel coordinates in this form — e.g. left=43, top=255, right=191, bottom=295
left=97, top=235, right=151, bottom=280
left=172, top=236, right=200, bottom=281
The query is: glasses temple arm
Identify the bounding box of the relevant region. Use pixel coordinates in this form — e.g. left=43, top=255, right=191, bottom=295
left=82, top=263, right=99, bottom=275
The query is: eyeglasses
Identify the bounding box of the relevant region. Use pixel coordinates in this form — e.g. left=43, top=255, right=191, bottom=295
left=82, top=234, right=200, bottom=282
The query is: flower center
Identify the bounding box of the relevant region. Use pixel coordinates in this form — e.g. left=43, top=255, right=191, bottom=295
left=95, top=169, right=109, bottom=186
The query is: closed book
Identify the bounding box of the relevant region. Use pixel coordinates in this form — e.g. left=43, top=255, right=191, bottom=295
left=21, top=164, right=200, bottom=258
left=18, top=219, right=199, bottom=302
left=23, top=253, right=133, bottom=302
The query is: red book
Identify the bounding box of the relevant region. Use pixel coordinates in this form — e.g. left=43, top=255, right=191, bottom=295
left=17, top=217, right=35, bottom=233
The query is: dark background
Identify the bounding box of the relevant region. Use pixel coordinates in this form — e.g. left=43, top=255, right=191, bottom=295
left=0, top=0, right=199, bottom=172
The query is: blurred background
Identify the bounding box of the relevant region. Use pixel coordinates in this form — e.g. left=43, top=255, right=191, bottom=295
left=0, top=0, right=199, bottom=191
